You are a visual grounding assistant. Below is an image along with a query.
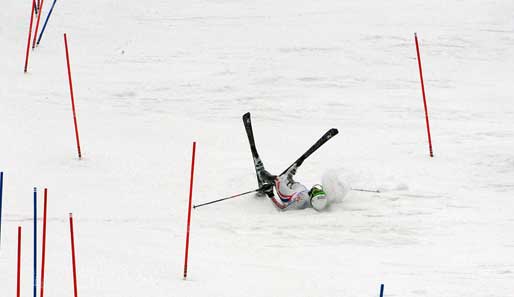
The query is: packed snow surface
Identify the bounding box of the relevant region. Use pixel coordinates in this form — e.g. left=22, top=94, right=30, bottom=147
left=1, top=0, right=514, bottom=296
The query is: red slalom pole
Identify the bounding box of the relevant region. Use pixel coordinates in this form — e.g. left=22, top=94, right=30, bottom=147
left=24, top=0, right=36, bottom=73
left=69, top=213, right=79, bottom=297
left=414, top=33, right=434, bottom=157
left=183, top=141, right=196, bottom=279
left=40, top=189, right=48, bottom=297
left=17, top=226, right=22, bottom=297
left=32, top=0, right=45, bottom=48
left=64, top=33, right=82, bottom=159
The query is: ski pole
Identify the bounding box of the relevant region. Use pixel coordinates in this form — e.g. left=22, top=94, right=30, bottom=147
left=351, top=188, right=380, bottom=193
left=193, top=188, right=261, bottom=209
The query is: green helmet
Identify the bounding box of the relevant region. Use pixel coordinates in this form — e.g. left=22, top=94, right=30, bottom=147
left=309, top=185, right=328, bottom=211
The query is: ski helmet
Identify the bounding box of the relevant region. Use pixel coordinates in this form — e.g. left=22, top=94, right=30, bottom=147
left=309, top=185, right=328, bottom=211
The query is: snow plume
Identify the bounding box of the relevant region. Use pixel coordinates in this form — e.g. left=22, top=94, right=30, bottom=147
left=321, top=169, right=350, bottom=204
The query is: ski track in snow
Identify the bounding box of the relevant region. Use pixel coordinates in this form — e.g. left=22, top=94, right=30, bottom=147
left=1, top=0, right=514, bottom=296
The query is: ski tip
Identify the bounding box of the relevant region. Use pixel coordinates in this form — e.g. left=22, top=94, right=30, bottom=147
left=330, top=128, right=339, bottom=135
left=243, top=112, right=250, bottom=118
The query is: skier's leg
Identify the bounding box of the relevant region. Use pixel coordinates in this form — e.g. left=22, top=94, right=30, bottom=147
left=280, top=163, right=299, bottom=187
left=258, top=169, right=276, bottom=185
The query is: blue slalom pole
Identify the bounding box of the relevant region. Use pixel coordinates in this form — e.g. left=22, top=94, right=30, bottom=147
left=380, top=284, right=384, bottom=297
left=36, top=0, right=57, bottom=46
left=33, top=187, right=37, bottom=297
left=0, top=172, right=3, bottom=249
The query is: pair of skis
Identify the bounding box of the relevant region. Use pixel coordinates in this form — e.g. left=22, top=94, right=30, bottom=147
left=193, top=113, right=338, bottom=209
left=243, top=112, right=339, bottom=195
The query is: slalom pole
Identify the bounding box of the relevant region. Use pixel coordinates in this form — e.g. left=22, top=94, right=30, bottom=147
left=33, top=188, right=37, bottom=297
left=0, top=172, right=3, bottom=249
left=183, top=142, right=196, bottom=280
left=69, top=213, right=79, bottom=297
left=64, top=33, right=82, bottom=159
left=24, top=0, right=36, bottom=73
left=414, top=33, right=434, bottom=157
left=36, top=0, right=57, bottom=46
left=351, top=188, right=380, bottom=193
left=32, top=0, right=45, bottom=48
left=193, top=188, right=261, bottom=209
left=40, top=189, right=48, bottom=297
left=17, top=226, right=22, bottom=297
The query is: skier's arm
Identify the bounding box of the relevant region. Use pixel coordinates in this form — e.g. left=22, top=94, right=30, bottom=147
left=269, top=195, right=288, bottom=210
left=267, top=191, right=297, bottom=211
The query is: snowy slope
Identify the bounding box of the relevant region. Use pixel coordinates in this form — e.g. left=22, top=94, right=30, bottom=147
left=1, top=0, right=514, bottom=296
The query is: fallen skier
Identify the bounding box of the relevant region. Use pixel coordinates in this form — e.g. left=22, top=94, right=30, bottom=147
left=258, top=164, right=329, bottom=211
left=243, top=112, right=338, bottom=211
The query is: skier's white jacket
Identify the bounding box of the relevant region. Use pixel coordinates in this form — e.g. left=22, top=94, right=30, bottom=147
left=270, top=174, right=310, bottom=210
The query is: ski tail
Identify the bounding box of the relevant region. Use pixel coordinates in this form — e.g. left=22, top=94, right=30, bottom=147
left=243, top=112, right=261, bottom=161
left=280, top=128, right=339, bottom=176
left=243, top=112, right=269, bottom=193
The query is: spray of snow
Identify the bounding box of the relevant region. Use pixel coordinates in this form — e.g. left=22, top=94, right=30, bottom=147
left=321, top=169, right=350, bottom=204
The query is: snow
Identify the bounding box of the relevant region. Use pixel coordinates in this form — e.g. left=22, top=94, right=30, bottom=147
left=1, top=0, right=514, bottom=296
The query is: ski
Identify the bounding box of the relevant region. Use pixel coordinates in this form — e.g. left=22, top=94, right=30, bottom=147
left=243, top=112, right=339, bottom=194
left=279, top=128, right=339, bottom=176
left=242, top=112, right=266, bottom=192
